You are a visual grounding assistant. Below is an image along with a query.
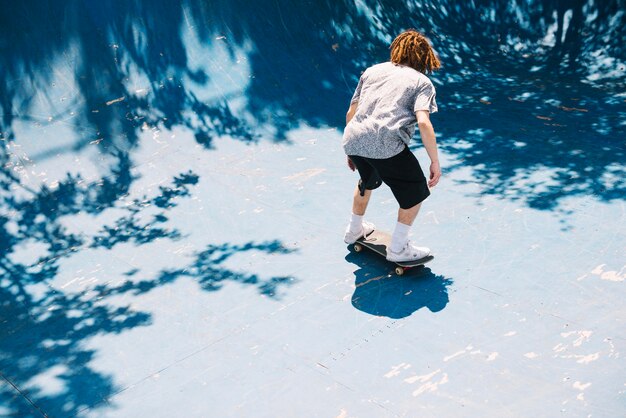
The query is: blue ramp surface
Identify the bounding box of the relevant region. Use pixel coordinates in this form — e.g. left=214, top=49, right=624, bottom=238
left=1, top=1, right=625, bottom=417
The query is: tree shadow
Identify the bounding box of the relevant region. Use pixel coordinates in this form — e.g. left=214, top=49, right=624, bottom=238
left=1, top=1, right=624, bottom=209
left=0, top=0, right=257, bottom=151
left=1, top=0, right=625, bottom=415
left=0, top=157, right=296, bottom=416
left=0, top=283, right=151, bottom=417
left=345, top=251, right=454, bottom=319
left=1, top=1, right=308, bottom=413
left=94, top=240, right=298, bottom=300
left=203, top=0, right=625, bottom=208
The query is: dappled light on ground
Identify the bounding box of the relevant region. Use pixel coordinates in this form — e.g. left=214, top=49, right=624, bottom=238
left=1, top=1, right=624, bottom=416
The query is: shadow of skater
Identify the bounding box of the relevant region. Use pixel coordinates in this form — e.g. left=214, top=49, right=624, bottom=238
left=346, top=251, right=453, bottom=319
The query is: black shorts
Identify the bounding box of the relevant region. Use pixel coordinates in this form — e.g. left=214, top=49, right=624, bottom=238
left=349, top=147, right=430, bottom=209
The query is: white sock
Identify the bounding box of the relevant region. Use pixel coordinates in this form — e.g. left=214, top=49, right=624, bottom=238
left=349, top=213, right=363, bottom=232
left=390, top=222, right=410, bottom=253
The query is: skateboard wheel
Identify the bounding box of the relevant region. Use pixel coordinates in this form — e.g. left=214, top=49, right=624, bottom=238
left=353, top=243, right=363, bottom=252
left=395, top=266, right=405, bottom=276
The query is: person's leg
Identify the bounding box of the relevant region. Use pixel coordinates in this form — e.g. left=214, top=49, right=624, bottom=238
left=344, top=157, right=380, bottom=244
left=390, top=202, right=421, bottom=253
left=347, top=186, right=371, bottom=234
left=371, top=147, right=431, bottom=259
left=352, top=186, right=371, bottom=216
left=398, top=202, right=421, bottom=225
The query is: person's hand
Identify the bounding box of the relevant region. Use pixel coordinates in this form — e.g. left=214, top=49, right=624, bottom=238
left=428, top=161, right=441, bottom=188
left=347, top=157, right=356, bottom=171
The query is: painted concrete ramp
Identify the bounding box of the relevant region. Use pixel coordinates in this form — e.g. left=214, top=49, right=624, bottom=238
left=1, top=1, right=625, bottom=417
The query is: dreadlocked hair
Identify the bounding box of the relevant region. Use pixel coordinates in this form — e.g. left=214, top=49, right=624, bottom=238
left=390, top=30, right=441, bottom=74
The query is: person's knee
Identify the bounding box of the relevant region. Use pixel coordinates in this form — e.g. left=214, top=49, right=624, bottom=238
left=358, top=179, right=381, bottom=196
left=399, top=201, right=421, bottom=214
left=398, top=203, right=421, bottom=224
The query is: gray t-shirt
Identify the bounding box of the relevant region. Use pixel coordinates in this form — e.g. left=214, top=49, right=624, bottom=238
left=342, top=62, right=438, bottom=159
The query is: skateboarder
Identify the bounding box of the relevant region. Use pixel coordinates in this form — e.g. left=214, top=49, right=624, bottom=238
left=343, top=29, right=441, bottom=262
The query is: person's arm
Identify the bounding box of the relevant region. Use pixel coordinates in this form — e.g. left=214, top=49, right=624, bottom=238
left=346, top=101, right=359, bottom=171
left=416, top=110, right=441, bottom=187
left=346, top=101, right=358, bottom=124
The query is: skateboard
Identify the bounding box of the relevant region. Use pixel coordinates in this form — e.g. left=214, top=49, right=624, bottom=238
left=352, top=230, right=434, bottom=275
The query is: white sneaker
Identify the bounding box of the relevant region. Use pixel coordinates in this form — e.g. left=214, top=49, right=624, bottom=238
left=386, top=241, right=431, bottom=262
left=344, top=221, right=375, bottom=244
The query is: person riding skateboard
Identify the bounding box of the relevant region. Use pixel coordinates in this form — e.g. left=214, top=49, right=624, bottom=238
left=343, top=29, right=441, bottom=262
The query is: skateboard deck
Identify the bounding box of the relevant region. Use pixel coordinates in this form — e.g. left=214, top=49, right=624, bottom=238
left=353, top=230, right=433, bottom=275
